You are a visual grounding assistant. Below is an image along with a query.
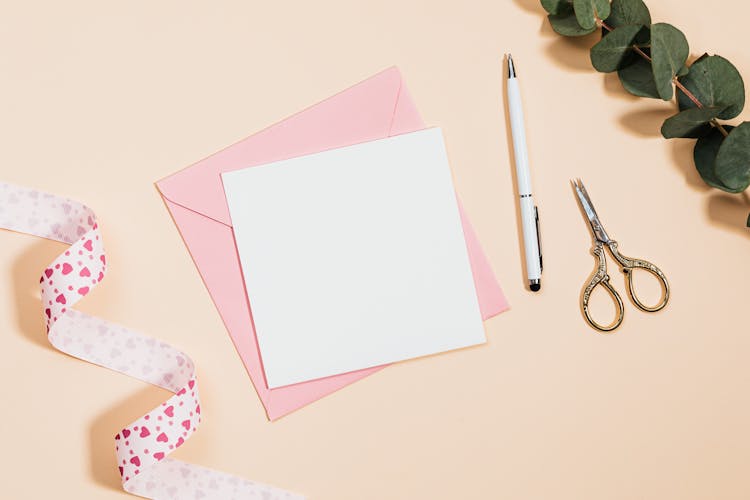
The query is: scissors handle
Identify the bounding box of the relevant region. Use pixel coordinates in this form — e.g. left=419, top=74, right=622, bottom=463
left=607, top=241, right=670, bottom=313
left=582, top=242, right=625, bottom=332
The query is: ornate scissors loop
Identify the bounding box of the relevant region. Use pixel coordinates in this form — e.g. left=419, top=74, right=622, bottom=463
left=572, top=179, right=670, bottom=333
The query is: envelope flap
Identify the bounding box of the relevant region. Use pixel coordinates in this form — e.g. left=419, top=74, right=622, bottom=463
left=156, top=67, right=408, bottom=226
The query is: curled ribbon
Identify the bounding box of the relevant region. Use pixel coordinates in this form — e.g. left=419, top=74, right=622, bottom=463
left=0, top=182, right=302, bottom=500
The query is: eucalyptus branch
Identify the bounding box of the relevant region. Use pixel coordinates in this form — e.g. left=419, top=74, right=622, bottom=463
left=541, top=0, right=748, bottom=225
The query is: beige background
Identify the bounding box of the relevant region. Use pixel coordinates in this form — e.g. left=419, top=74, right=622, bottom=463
left=1, top=0, right=749, bottom=498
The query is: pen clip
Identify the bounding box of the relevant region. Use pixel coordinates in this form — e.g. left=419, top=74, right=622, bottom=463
left=534, top=206, right=543, bottom=272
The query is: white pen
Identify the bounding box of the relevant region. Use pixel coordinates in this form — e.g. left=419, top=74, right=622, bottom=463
left=506, top=54, right=543, bottom=292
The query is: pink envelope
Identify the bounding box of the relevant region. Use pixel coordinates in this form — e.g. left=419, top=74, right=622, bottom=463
left=156, top=67, right=509, bottom=420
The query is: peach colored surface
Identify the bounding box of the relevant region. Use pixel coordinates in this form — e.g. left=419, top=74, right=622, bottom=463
left=1, top=1, right=748, bottom=499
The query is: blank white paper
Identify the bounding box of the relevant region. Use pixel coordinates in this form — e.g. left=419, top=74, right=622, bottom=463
left=222, top=128, right=485, bottom=388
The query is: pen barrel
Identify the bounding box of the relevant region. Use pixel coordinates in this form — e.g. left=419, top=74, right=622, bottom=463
left=507, top=76, right=541, bottom=282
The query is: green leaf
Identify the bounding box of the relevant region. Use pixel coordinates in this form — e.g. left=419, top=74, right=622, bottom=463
left=590, top=25, right=643, bottom=73
left=548, top=7, right=598, bottom=37
left=602, top=0, right=650, bottom=44
left=573, top=0, right=611, bottom=29
left=694, top=126, right=736, bottom=192
left=661, top=106, right=726, bottom=139
left=607, top=0, right=651, bottom=28
left=714, top=122, right=750, bottom=192
left=650, top=23, right=690, bottom=100
left=541, top=0, right=570, bottom=15
left=677, top=55, right=745, bottom=120
left=618, top=57, right=661, bottom=99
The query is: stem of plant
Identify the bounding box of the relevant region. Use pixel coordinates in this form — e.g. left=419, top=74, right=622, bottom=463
left=598, top=19, right=729, bottom=137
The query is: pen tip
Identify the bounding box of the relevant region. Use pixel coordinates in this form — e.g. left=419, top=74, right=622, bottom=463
left=507, top=54, right=516, bottom=78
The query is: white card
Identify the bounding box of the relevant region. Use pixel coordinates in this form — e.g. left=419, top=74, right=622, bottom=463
left=222, top=128, right=486, bottom=388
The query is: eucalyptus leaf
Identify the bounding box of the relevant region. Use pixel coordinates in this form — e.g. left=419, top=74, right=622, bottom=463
left=618, top=58, right=660, bottom=99
left=548, top=8, right=598, bottom=36
left=541, top=0, right=570, bottom=15
left=694, top=126, right=735, bottom=192
left=607, top=0, right=651, bottom=28
left=661, top=106, right=726, bottom=139
left=650, top=23, right=689, bottom=100
left=573, top=0, right=611, bottom=29
left=590, top=25, right=643, bottom=73
left=715, top=122, right=750, bottom=192
left=677, top=54, right=745, bottom=120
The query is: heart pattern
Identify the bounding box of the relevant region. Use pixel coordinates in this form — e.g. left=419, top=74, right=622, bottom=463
left=0, top=182, right=302, bottom=500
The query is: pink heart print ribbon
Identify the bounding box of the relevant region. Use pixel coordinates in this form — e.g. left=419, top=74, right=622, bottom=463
left=0, top=182, right=303, bottom=500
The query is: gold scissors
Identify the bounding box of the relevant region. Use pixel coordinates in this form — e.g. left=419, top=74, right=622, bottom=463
left=571, top=179, right=670, bottom=332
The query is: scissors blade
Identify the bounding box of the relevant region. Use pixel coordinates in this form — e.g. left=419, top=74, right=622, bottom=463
left=571, top=178, right=611, bottom=244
